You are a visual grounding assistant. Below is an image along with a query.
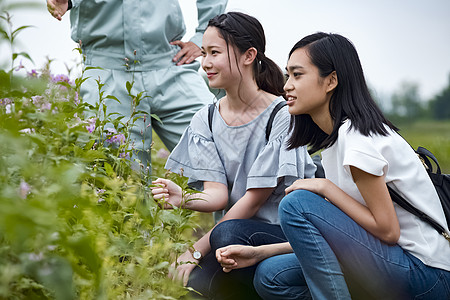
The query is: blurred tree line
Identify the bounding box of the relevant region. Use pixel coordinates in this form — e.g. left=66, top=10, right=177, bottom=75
left=379, top=73, right=450, bottom=124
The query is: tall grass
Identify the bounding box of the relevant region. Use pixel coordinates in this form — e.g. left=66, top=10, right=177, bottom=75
left=398, top=121, right=450, bottom=173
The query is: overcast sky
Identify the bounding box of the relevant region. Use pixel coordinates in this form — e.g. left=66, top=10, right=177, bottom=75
left=5, top=0, right=450, bottom=101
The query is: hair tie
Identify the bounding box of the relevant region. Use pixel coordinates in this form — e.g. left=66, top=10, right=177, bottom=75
left=258, top=52, right=266, bottom=65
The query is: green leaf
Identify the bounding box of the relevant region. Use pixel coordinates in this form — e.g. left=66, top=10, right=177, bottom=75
left=75, top=76, right=89, bottom=87
left=66, top=235, right=101, bottom=284
left=104, top=162, right=115, bottom=177
left=105, top=95, right=121, bottom=104
left=13, top=51, right=34, bottom=63
left=11, top=25, right=34, bottom=42
left=126, top=81, right=133, bottom=94
left=84, top=66, right=103, bottom=71
left=151, top=114, right=163, bottom=124
left=0, top=28, right=9, bottom=40
left=83, top=139, right=96, bottom=150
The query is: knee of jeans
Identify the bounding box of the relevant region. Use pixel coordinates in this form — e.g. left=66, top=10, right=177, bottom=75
left=210, top=219, right=245, bottom=250
left=279, top=190, right=317, bottom=219
left=253, top=259, right=273, bottom=296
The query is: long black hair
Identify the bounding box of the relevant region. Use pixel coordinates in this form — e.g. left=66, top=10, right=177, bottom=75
left=207, top=12, right=285, bottom=97
left=287, top=32, right=398, bottom=153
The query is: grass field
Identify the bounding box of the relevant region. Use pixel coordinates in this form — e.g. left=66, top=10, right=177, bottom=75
left=397, top=120, right=450, bottom=173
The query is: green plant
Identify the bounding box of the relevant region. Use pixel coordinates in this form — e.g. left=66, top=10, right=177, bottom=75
left=0, top=11, right=200, bottom=299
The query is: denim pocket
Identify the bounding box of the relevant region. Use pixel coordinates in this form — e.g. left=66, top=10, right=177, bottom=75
left=415, top=272, right=449, bottom=300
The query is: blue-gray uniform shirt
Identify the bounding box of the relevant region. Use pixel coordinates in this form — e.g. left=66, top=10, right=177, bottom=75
left=69, top=0, right=228, bottom=70
left=165, top=97, right=317, bottom=224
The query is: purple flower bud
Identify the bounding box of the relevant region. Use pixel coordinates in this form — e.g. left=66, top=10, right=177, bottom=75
left=41, top=102, right=52, bottom=111
left=156, top=148, right=170, bottom=159
left=119, top=152, right=130, bottom=159
left=31, top=95, right=44, bottom=105
left=15, top=60, right=24, bottom=71
left=86, top=118, right=96, bottom=133
left=19, top=180, right=31, bottom=199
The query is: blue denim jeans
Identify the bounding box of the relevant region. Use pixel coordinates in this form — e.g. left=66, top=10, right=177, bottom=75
left=187, top=219, right=287, bottom=300
left=254, top=190, right=450, bottom=300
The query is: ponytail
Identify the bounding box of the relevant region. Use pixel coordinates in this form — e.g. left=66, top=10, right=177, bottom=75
left=208, top=12, right=285, bottom=97
left=255, top=53, right=285, bottom=96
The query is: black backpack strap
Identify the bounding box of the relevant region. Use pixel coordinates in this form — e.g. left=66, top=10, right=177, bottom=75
left=388, top=185, right=449, bottom=241
left=208, top=104, right=215, bottom=133
left=209, top=101, right=287, bottom=142
left=416, top=146, right=442, bottom=174
left=265, top=101, right=287, bottom=142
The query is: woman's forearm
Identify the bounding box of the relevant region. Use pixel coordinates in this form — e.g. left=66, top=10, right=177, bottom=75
left=255, top=242, right=293, bottom=261
left=183, top=182, right=228, bottom=212
left=321, top=173, right=400, bottom=244
left=192, top=229, right=212, bottom=259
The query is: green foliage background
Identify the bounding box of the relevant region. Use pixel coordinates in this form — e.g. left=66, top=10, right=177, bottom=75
left=398, top=121, right=450, bottom=173
left=0, top=8, right=206, bottom=299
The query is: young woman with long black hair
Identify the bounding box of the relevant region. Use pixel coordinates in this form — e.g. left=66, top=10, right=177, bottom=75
left=216, top=32, right=450, bottom=299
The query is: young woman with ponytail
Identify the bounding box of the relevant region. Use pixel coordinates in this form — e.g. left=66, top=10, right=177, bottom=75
left=151, top=12, right=316, bottom=299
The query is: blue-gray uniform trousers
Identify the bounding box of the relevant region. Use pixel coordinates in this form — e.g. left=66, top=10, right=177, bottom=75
left=81, top=60, right=214, bottom=167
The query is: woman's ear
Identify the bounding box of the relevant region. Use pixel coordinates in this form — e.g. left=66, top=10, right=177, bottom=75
left=326, top=71, right=338, bottom=93
left=243, top=47, right=258, bottom=66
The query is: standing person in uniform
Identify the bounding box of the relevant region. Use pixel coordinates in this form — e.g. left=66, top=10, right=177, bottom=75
left=151, top=12, right=316, bottom=299
left=47, top=0, right=228, bottom=167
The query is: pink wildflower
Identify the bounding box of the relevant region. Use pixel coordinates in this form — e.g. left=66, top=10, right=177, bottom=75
left=28, top=69, right=38, bottom=77
left=51, top=74, right=71, bottom=84
left=15, top=60, right=24, bottom=71
left=86, top=118, right=96, bottom=133
left=156, top=148, right=170, bottom=159
left=41, top=102, right=52, bottom=111
left=0, top=98, right=12, bottom=106
left=31, top=95, right=44, bottom=105
left=111, top=133, right=126, bottom=144
left=119, top=152, right=130, bottom=159
left=19, top=180, right=31, bottom=199
left=105, top=127, right=125, bottom=145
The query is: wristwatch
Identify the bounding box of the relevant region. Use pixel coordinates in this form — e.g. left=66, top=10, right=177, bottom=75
left=190, top=247, right=202, bottom=260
